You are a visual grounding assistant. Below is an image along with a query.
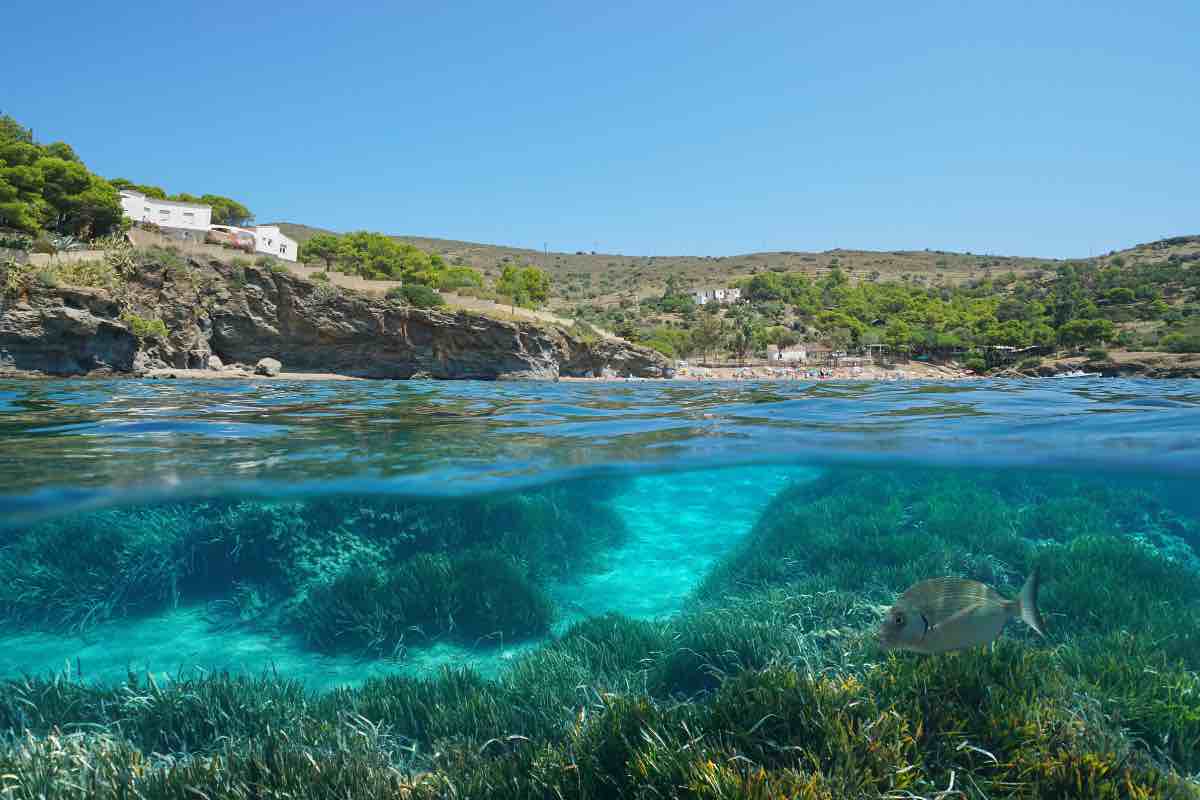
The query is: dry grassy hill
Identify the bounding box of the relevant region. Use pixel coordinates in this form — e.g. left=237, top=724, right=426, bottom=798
left=275, top=223, right=1200, bottom=313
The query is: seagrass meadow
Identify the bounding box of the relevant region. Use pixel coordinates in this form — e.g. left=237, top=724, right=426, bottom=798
left=0, top=377, right=1198, bottom=798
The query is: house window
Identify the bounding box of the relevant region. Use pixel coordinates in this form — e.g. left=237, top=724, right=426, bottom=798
left=182, top=211, right=195, bottom=224
left=280, top=243, right=287, bottom=254
left=158, top=209, right=170, bottom=220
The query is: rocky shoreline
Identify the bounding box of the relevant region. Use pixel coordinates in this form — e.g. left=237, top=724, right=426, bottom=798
left=997, top=350, right=1200, bottom=379
left=0, top=256, right=670, bottom=380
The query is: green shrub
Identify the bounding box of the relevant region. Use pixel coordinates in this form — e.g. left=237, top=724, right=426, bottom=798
left=454, top=284, right=502, bottom=302
left=1106, top=287, right=1136, bottom=304
left=388, top=283, right=445, bottom=308
left=32, top=267, right=57, bottom=289
left=52, top=258, right=120, bottom=290
left=311, top=280, right=339, bottom=304
left=1086, top=347, right=1109, bottom=361
left=1163, top=332, right=1200, bottom=353
left=0, top=232, right=32, bottom=251
left=121, top=313, right=169, bottom=341
left=1, top=256, right=119, bottom=293
left=964, top=355, right=987, bottom=372
left=30, top=236, right=56, bottom=255
left=311, top=270, right=331, bottom=282
left=136, top=245, right=187, bottom=273
left=437, top=265, right=484, bottom=291
left=230, top=256, right=252, bottom=268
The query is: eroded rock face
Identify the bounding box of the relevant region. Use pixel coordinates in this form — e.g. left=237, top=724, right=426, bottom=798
left=0, top=287, right=138, bottom=375
left=0, top=257, right=670, bottom=380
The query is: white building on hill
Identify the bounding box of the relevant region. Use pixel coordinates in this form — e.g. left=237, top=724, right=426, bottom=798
left=119, top=190, right=212, bottom=243
left=767, top=344, right=807, bottom=362
left=692, top=287, right=743, bottom=306
left=251, top=225, right=298, bottom=262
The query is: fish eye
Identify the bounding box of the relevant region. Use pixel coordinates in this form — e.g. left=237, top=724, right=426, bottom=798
left=893, top=612, right=906, bottom=626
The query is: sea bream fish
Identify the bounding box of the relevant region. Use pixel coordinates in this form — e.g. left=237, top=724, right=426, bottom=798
left=877, top=568, right=1046, bottom=654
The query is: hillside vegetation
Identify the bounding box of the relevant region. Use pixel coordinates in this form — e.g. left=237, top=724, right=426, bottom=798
left=5, top=105, right=1196, bottom=369
left=278, top=222, right=1200, bottom=365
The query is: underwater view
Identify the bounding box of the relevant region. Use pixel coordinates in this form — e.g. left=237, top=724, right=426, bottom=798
left=0, top=377, right=1199, bottom=798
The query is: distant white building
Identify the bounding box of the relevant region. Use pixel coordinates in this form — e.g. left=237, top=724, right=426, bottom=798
left=119, top=190, right=212, bottom=242
left=767, top=344, right=807, bottom=362
left=209, top=224, right=300, bottom=263
left=692, top=287, right=743, bottom=306
left=251, top=225, right=298, bottom=262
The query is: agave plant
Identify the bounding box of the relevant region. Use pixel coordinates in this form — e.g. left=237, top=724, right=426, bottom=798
left=47, top=233, right=85, bottom=252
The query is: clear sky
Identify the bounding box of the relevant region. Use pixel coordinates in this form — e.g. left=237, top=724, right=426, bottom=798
left=5, top=1, right=1197, bottom=258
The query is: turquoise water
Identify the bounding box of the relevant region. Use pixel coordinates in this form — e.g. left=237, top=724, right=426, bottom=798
left=1, top=377, right=1199, bottom=796
left=0, top=377, right=1198, bottom=689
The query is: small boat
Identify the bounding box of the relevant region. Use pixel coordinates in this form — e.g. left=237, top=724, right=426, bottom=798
left=1053, top=369, right=1102, bottom=378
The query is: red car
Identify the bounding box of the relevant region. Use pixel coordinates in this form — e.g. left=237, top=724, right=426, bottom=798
left=208, top=226, right=256, bottom=253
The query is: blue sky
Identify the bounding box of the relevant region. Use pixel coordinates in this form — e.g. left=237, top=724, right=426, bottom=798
left=5, top=1, right=1197, bottom=258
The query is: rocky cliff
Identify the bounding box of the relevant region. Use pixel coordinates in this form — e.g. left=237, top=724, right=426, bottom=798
left=0, top=256, right=671, bottom=380
left=999, top=351, right=1200, bottom=379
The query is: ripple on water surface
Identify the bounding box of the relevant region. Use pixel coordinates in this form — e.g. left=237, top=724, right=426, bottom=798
left=1, top=377, right=1198, bottom=519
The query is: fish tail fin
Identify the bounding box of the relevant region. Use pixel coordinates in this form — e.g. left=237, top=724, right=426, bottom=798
left=1017, top=566, right=1047, bottom=637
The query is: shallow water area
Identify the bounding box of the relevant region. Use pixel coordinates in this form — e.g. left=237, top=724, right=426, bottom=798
left=0, top=463, right=810, bottom=689
left=1, top=377, right=1199, bottom=796
left=1, top=376, right=1199, bottom=686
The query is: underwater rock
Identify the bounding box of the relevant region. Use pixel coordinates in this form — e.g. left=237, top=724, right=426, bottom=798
left=255, top=357, right=282, bottom=377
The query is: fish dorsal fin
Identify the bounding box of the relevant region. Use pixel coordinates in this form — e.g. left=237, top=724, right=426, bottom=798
left=899, top=577, right=1006, bottom=626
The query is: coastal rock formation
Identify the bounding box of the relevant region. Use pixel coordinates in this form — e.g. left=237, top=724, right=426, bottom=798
left=1005, top=352, right=1200, bottom=379
left=255, top=357, right=282, bottom=377
left=0, top=256, right=670, bottom=380
left=0, top=286, right=138, bottom=375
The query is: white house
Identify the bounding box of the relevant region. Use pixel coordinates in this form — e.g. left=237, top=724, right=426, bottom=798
left=692, top=287, right=743, bottom=306
left=767, top=344, right=807, bottom=362
left=119, top=190, right=212, bottom=242
left=251, top=225, right=298, bottom=262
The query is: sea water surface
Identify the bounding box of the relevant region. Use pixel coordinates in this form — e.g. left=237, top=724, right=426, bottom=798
left=0, top=377, right=1197, bottom=691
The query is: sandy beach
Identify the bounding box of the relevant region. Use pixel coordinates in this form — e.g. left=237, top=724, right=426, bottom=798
left=139, top=362, right=968, bottom=383
left=563, top=360, right=970, bottom=382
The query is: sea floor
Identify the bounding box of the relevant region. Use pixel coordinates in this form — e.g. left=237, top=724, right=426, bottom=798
left=0, top=465, right=813, bottom=691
